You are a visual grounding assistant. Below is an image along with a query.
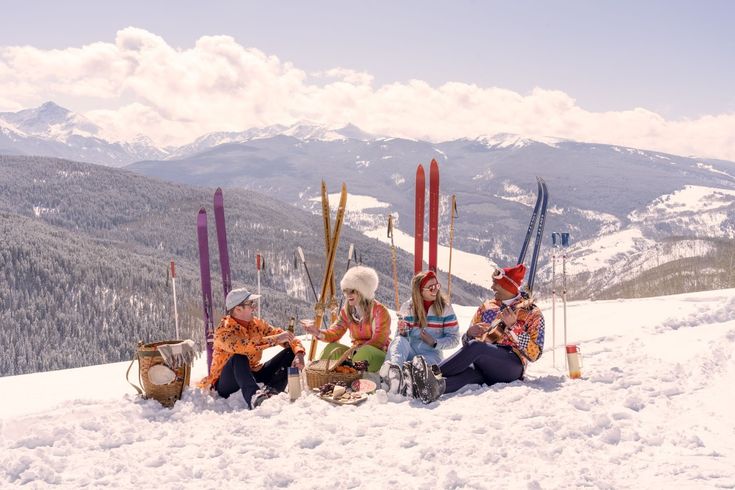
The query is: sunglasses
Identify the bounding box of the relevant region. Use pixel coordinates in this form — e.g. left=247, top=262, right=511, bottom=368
left=422, top=283, right=441, bottom=292
left=342, top=289, right=357, bottom=295
left=239, top=301, right=255, bottom=309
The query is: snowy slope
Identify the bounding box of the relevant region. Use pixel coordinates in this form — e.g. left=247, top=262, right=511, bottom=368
left=2, top=289, right=734, bottom=488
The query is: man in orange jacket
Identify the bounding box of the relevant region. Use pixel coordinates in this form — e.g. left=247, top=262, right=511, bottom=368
left=199, top=287, right=306, bottom=409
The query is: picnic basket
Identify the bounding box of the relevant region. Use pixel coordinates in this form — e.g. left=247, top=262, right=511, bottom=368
left=125, top=340, right=192, bottom=408
left=304, top=346, right=362, bottom=389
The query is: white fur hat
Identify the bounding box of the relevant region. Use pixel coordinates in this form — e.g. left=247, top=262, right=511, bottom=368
left=340, top=266, right=379, bottom=300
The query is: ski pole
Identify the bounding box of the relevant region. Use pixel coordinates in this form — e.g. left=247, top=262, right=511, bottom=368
left=170, top=260, right=180, bottom=339
left=256, top=252, right=263, bottom=318
left=297, top=246, right=319, bottom=302
left=447, top=195, right=458, bottom=303
left=551, top=233, right=559, bottom=369
left=338, top=244, right=357, bottom=312
left=387, top=215, right=400, bottom=311
left=561, top=232, right=570, bottom=370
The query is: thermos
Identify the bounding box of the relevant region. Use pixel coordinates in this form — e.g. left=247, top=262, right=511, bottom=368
left=565, top=344, right=582, bottom=379
left=288, top=366, right=302, bottom=401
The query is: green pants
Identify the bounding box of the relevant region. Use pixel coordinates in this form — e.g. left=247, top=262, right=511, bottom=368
left=320, top=343, right=386, bottom=373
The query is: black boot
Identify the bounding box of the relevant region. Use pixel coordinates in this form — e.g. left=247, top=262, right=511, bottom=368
left=411, top=356, right=446, bottom=404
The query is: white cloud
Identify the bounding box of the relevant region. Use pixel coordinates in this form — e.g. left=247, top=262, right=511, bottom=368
left=1, top=27, right=734, bottom=161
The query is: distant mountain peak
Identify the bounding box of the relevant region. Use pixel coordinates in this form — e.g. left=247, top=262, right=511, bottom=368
left=472, top=133, right=565, bottom=149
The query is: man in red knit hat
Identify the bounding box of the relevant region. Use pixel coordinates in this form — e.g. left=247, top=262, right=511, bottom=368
left=410, top=263, right=545, bottom=403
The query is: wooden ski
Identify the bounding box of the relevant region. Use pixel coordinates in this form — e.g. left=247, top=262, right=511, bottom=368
left=309, top=183, right=348, bottom=360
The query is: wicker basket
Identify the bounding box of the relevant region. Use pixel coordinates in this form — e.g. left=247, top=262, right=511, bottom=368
left=126, top=340, right=192, bottom=408
left=304, top=346, right=362, bottom=389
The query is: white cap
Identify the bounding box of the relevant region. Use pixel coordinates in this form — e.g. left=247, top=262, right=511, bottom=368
left=225, top=287, right=261, bottom=310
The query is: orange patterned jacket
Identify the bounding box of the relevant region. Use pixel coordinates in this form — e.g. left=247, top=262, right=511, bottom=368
left=321, top=301, right=391, bottom=351
left=198, top=315, right=305, bottom=389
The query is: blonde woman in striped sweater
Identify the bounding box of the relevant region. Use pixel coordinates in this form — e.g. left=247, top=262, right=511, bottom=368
left=379, top=270, right=459, bottom=397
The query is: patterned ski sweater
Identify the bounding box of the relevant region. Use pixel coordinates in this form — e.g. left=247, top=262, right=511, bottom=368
left=198, top=315, right=305, bottom=389
left=321, top=301, right=391, bottom=352
left=467, top=297, right=545, bottom=366
left=399, top=299, right=460, bottom=351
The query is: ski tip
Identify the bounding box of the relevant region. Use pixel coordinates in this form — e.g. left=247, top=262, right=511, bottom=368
left=215, top=187, right=223, bottom=194
left=430, top=158, right=439, bottom=167
left=198, top=207, right=207, bottom=215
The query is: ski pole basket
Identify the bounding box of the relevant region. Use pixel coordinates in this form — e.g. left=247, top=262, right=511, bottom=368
left=304, top=345, right=361, bottom=390
left=126, top=340, right=193, bottom=408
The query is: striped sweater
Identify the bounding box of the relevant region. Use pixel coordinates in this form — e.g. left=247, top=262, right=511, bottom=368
left=321, top=300, right=391, bottom=351
left=399, top=299, right=460, bottom=352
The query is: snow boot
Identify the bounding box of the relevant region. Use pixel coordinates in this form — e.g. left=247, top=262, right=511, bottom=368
left=411, top=355, right=445, bottom=404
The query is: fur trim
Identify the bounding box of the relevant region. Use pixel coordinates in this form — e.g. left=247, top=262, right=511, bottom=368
left=340, top=266, right=379, bottom=300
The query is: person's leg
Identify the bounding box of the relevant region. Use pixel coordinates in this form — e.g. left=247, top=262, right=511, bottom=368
left=320, top=342, right=349, bottom=361
left=215, top=354, right=259, bottom=408
left=440, top=341, right=497, bottom=377
left=353, top=345, right=386, bottom=373
left=384, top=336, right=413, bottom=366
left=254, top=347, right=296, bottom=393
left=471, top=345, right=524, bottom=385
left=444, top=368, right=485, bottom=394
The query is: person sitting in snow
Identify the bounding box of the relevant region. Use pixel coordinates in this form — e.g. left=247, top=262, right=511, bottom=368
left=198, top=287, right=306, bottom=409
left=301, top=266, right=391, bottom=373
left=379, top=270, right=459, bottom=396
left=408, top=263, right=545, bottom=404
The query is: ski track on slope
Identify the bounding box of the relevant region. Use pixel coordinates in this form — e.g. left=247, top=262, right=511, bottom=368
left=2, top=291, right=735, bottom=488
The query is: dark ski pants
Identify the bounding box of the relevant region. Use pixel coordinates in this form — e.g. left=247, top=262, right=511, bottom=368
left=215, top=347, right=295, bottom=408
left=439, top=341, right=523, bottom=394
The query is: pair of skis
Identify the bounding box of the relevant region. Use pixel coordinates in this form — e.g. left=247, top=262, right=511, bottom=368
left=415, top=159, right=440, bottom=273
left=517, top=177, right=549, bottom=294
left=307, top=182, right=348, bottom=361
left=197, top=188, right=232, bottom=374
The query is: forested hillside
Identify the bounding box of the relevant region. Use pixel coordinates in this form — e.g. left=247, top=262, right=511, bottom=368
left=0, top=155, right=483, bottom=376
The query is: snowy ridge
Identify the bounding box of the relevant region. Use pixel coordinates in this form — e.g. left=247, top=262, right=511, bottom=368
left=474, top=132, right=564, bottom=149
left=629, top=185, right=735, bottom=238
left=2, top=289, right=734, bottom=488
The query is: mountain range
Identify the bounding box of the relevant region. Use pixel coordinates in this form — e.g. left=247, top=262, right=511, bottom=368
left=3, top=101, right=735, bottom=300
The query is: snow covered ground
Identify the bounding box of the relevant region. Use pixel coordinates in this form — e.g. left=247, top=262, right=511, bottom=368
left=2, top=289, right=735, bottom=488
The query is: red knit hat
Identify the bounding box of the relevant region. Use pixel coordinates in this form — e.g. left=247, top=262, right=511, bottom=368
left=492, top=264, right=526, bottom=295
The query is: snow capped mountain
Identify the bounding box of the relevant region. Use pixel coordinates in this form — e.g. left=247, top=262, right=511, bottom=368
left=0, top=102, right=168, bottom=166
left=472, top=133, right=565, bottom=150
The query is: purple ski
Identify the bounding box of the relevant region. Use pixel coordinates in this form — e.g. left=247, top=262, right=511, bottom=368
left=214, top=188, right=232, bottom=300
left=197, top=208, right=214, bottom=373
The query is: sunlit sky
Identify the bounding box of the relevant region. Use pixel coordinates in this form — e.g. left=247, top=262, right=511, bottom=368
left=1, top=1, right=734, bottom=160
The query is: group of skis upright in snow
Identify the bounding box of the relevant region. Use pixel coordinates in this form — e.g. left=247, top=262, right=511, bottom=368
left=193, top=159, right=570, bottom=374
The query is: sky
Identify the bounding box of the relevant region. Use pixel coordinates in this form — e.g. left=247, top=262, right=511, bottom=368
left=1, top=1, right=734, bottom=160
left=2, top=289, right=734, bottom=487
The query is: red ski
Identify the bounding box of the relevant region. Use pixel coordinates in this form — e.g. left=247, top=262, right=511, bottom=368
left=428, top=159, right=439, bottom=272
left=414, top=164, right=425, bottom=273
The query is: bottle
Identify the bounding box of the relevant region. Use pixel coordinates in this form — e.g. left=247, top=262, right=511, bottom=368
left=288, top=366, right=302, bottom=401
left=565, top=344, right=582, bottom=379
left=287, top=316, right=295, bottom=333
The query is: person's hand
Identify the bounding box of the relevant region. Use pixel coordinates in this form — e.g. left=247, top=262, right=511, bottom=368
left=275, top=331, right=295, bottom=344
left=419, top=328, right=436, bottom=347
left=300, top=319, right=319, bottom=337
left=397, top=318, right=409, bottom=336
left=499, top=308, right=517, bottom=330
left=467, top=323, right=490, bottom=338
left=292, top=352, right=306, bottom=370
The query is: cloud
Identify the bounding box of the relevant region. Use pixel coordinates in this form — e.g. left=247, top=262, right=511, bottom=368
left=1, top=27, right=734, bottom=161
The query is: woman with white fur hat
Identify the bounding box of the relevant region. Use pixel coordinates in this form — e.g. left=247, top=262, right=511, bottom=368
left=301, top=265, right=391, bottom=373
